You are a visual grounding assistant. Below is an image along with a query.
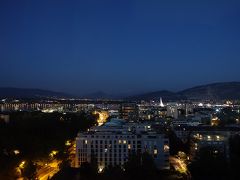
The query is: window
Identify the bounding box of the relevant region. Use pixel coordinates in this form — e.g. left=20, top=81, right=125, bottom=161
left=164, top=145, right=169, bottom=153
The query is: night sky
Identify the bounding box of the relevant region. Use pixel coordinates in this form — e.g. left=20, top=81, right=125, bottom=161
left=1, top=0, right=240, bottom=95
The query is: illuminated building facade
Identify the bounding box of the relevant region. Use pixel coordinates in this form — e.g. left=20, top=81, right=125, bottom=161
left=75, top=119, right=170, bottom=171
left=174, top=126, right=240, bottom=158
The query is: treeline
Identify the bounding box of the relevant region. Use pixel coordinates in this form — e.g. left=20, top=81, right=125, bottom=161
left=0, top=111, right=97, bottom=179
left=52, top=152, right=182, bottom=180
left=188, top=134, right=240, bottom=180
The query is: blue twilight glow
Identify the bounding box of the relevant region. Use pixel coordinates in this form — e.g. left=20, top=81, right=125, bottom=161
left=0, top=0, right=240, bottom=95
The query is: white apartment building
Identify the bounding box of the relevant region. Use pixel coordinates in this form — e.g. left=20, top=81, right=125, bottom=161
left=76, top=118, right=170, bottom=171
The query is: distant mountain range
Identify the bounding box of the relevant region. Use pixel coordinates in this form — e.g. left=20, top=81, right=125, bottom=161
left=179, top=82, right=240, bottom=100
left=0, top=88, right=72, bottom=99
left=127, top=82, right=240, bottom=101
left=1, top=82, right=240, bottom=100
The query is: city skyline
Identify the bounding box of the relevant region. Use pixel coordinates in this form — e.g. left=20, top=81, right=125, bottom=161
left=1, top=1, right=240, bottom=179
left=1, top=0, right=240, bottom=95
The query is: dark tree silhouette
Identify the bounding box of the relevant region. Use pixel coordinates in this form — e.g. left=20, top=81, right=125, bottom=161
left=22, top=161, right=37, bottom=180
left=188, top=146, right=228, bottom=180
left=229, top=134, right=240, bottom=179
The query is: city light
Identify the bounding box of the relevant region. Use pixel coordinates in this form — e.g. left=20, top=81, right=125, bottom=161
left=164, top=145, right=170, bottom=152
left=49, top=150, right=58, bottom=158
left=98, top=166, right=104, bottom=173
left=19, top=161, right=25, bottom=169
left=13, top=149, right=20, bottom=155
left=65, top=140, right=71, bottom=146
left=170, top=155, right=188, bottom=174
left=211, top=117, right=220, bottom=126
left=93, top=111, right=109, bottom=126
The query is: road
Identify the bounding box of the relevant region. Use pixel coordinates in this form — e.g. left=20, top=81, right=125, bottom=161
left=37, top=160, right=61, bottom=180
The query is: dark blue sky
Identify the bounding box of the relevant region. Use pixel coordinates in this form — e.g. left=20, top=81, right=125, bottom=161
left=1, top=0, right=240, bottom=95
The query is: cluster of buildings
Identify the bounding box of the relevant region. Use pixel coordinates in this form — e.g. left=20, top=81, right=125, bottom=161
left=174, top=125, right=240, bottom=159
left=74, top=98, right=240, bottom=171
left=1, top=97, right=239, bottom=171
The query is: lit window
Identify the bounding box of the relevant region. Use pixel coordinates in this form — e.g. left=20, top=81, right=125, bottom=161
left=128, top=144, right=131, bottom=149
left=13, top=150, right=20, bottom=155
left=194, top=143, right=198, bottom=150
left=85, top=140, right=88, bottom=144
left=154, top=149, right=158, bottom=155
left=123, top=140, right=127, bottom=144
left=98, top=166, right=104, bottom=173
left=119, top=140, right=122, bottom=144
left=164, top=145, right=169, bottom=152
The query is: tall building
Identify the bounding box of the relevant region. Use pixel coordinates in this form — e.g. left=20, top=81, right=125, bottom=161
left=167, top=105, right=179, bottom=119
left=75, top=119, right=170, bottom=171
left=120, top=103, right=138, bottom=121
